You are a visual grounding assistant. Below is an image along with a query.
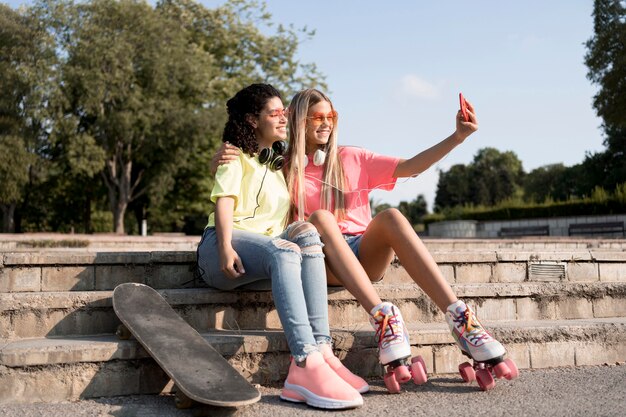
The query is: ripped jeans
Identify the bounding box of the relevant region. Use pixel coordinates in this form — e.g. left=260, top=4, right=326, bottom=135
left=197, top=221, right=331, bottom=361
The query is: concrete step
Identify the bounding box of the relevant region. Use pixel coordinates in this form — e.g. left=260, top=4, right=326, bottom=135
left=2, top=249, right=625, bottom=293
left=2, top=233, right=625, bottom=251
left=0, top=252, right=199, bottom=293
left=1, top=318, right=625, bottom=403
left=422, top=238, right=626, bottom=251
left=2, top=282, right=626, bottom=339
left=0, top=234, right=201, bottom=252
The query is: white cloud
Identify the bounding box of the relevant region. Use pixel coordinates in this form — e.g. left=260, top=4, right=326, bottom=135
left=399, top=74, right=440, bottom=100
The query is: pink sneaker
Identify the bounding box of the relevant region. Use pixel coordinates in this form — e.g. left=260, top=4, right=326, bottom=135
left=319, top=344, right=369, bottom=393
left=280, top=351, right=363, bottom=409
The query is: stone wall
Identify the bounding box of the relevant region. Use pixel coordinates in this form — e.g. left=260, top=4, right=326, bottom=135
left=428, top=214, right=626, bottom=238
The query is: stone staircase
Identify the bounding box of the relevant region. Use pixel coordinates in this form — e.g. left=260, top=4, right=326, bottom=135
left=1, top=237, right=625, bottom=404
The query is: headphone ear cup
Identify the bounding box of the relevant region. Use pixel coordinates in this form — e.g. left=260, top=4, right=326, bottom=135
left=313, top=149, right=326, bottom=166
left=272, top=140, right=287, bottom=155
left=270, top=155, right=284, bottom=171
left=259, top=141, right=287, bottom=170
left=258, top=147, right=273, bottom=165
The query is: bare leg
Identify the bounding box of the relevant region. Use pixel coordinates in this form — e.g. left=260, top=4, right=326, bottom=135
left=358, top=210, right=510, bottom=366
left=308, top=210, right=382, bottom=312
left=358, top=208, right=457, bottom=312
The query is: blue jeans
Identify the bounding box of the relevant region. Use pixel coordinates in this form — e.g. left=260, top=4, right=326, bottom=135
left=197, top=221, right=331, bottom=361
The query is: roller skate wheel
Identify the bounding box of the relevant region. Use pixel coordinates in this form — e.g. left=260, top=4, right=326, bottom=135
left=384, top=371, right=401, bottom=394
left=493, top=361, right=511, bottom=379
left=503, top=358, right=519, bottom=380
left=411, top=355, right=427, bottom=371
left=410, top=360, right=428, bottom=385
left=393, top=365, right=411, bottom=384
left=459, top=362, right=475, bottom=383
left=476, top=369, right=495, bottom=391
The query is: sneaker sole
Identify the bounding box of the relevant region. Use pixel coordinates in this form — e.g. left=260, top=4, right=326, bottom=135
left=280, top=388, right=306, bottom=403
left=356, top=384, right=370, bottom=394
left=282, top=382, right=363, bottom=409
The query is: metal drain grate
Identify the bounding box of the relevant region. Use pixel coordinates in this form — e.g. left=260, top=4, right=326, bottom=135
left=529, top=262, right=565, bottom=281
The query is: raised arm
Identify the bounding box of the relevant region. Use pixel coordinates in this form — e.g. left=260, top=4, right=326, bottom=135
left=393, top=99, right=479, bottom=178
left=214, top=196, right=245, bottom=278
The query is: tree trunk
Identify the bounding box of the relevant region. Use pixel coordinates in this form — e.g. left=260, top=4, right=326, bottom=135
left=83, top=195, right=92, bottom=234
left=113, top=200, right=127, bottom=234
left=103, top=151, right=132, bottom=235
left=103, top=143, right=144, bottom=235
left=1, top=204, right=16, bottom=233
left=13, top=204, right=21, bottom=233
left=133, top=203, right=145, bottom=236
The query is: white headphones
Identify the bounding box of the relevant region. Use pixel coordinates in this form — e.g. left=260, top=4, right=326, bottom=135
left=303, top=149, right=326, bottom=168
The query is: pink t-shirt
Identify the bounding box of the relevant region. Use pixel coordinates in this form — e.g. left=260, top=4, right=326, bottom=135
left=302, top=146, right=400, bottom=235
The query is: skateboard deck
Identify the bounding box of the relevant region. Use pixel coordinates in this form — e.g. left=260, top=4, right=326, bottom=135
left=112, top=283, right=260, bottom=408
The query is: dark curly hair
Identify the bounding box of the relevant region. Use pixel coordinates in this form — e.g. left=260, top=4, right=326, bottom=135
left=223, top=83, right=282, bottom=156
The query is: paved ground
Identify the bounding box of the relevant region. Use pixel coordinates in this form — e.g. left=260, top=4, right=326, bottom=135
left=1, top=364, right=625, bottom=417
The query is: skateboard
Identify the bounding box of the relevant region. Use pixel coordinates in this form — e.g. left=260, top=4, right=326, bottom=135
left=458, top=355, right=519, bottom=391
left=383, top=355, right=428, bottom=393
left=112, top=283, right=261, bottom=409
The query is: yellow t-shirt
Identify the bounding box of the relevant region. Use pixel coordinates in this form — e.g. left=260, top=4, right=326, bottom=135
left=207, top=152, right=290, bottom=237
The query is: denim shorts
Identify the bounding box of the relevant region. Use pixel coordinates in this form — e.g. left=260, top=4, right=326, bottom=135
left=343, top=234, right=363, bottom=259
left=343, top=233, right=387, bottom=282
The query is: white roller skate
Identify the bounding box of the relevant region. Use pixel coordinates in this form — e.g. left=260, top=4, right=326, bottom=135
left=446, top=300, right=519, bottom=390
left=370, top=302, right=427, bottom=393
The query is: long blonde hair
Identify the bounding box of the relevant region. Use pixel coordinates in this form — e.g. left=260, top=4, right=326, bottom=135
left=286, top=89, right=346, bottom=221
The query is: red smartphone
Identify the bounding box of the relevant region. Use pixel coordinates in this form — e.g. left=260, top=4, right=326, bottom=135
left=459, top=92, right=469, bottom=122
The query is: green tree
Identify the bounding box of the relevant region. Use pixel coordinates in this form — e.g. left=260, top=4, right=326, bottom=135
left=585, top=0, right=626, bottom=130
left=157, top=0, right=326, bottom=99
left=0, top=136, right=33, bottom=231
left=397, top=194, right=428, bottom=226
left=39, top=0, right=225, bottom=234
left=0, top=4, right=56, bottom=232
left=524, top=163, right=568, bottom=202
left=434, top=164, right=470, bottom=211
left=32, top=0, right=326, bottom=234
left=146, top=0, right=327, bottom=234
left=584, top=0, right=626, bottom=191
left=434, top=148, right=524, bottom=209
left=468, top=148, right=524, bottom=206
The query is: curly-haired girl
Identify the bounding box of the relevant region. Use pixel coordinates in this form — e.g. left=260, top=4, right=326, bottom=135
left=197, top=84, right=365, bottom=409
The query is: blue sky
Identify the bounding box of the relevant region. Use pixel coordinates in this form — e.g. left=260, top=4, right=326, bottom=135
left=6, top=1, right=604, bottom=210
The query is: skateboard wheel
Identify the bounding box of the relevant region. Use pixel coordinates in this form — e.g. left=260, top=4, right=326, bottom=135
left=175, top=390, right=194, bottom=409
left=410, top=359, right=427, bottom=385
left=503, top=358, right=519, bottom=380
left=393, top=365, right=411, bottom=384
left=459, top=362, right=475, bottom=383
left=115, top=324, right=131, bottom=340
left=476, top=369, right=495, bottom=391
left=384, top=371, right=401, bottom=394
